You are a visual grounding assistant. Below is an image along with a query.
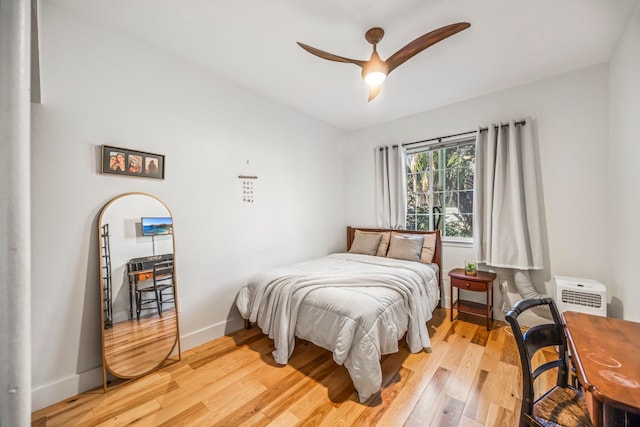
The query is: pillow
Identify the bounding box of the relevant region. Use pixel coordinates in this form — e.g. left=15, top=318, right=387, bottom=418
left=391, top=231, right=437, bottom=264
left=348, top=232, right=383, bottom=256
left=354, top=230, right=391, bottom=257
left=386, top=234, right=424, bottom=262
left=419, top=233, right=437, bottom=264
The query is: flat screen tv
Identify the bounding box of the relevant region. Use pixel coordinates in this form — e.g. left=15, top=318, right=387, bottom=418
left=141, top=217, right=173, bottom=236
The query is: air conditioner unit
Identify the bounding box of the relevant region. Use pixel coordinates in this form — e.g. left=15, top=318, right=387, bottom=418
left=554, top=276, right=607, bottom=317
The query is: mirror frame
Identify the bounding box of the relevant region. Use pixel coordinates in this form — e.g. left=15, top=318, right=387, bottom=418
left=98, top=192, right=181, bottom=391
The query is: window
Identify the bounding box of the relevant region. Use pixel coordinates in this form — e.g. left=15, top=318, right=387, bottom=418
left=405, top=137, right=475, bottom=240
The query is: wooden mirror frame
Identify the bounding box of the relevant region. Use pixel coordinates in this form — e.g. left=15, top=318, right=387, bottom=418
left=98, top=192, right=181, bottom=391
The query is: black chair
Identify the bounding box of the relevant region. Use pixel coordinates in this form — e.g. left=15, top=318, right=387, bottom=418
left=135, top=260, right=176, bottom=320
left=505, top=298, right=593, bottom=427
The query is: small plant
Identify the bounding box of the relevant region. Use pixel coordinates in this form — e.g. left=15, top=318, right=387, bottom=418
left=465, top=261, right=477, bottom=276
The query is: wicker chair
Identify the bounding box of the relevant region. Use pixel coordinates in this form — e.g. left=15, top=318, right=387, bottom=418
left=505, top=298, right=593, bottom=427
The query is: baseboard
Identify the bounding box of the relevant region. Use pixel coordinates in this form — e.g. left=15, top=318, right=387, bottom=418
left=31, top=366, right=104, bottom=412
left=179, top=316, right=245, bottom=350
left=31, top=317, right=246, bottom=412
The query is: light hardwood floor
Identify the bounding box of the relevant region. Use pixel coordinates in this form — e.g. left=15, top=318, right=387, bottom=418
left=103, top=308, right=178, bottom=378
left=104, top=309, right=178, bottom=377
left=32, top=309, right=555, bottom=426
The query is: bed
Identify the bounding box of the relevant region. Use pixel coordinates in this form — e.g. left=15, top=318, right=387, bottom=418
left=235, top=226, right=442, bottom=402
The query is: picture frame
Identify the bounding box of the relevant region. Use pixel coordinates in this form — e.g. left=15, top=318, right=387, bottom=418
left=101, top=145, right=165, bottom=179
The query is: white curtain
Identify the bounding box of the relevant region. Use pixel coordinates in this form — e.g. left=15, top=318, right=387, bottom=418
left=374, top=145, right=407, bottom=229
left=473, top=119, right=544, bottom=270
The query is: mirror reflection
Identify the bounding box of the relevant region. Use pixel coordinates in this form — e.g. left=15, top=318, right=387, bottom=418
left=98, top=193, right=180, bottom=387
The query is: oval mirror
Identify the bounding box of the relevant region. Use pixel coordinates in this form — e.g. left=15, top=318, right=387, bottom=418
left=98, top=192, right=180, bottom=389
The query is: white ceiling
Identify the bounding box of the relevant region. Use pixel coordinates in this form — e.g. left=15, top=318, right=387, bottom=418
left=47, top=0, right=639, bottom=131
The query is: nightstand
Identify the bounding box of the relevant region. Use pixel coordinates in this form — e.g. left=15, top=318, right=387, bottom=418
left=449, top=268, right=497, bottom=330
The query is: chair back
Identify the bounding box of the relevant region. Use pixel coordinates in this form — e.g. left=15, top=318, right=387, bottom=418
left=153, top=260, right=176, bottom=304
left=153, top=260, right=174, bottom=285
left=505, top=298, right=569, bottom=424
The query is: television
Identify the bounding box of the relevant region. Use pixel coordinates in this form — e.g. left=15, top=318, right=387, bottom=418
left=141, top=217, right=173, bottom=236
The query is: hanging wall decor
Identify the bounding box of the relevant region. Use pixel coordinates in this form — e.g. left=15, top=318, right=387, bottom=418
left=238, top=161, right=257, bottom=203
left=101, top=145, right=165, bottom=179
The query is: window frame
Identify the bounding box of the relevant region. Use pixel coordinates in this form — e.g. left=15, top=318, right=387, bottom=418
left=405, top=135, right=476, bottom=244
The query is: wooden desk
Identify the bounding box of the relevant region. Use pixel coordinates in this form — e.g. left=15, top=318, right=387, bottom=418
left=562, top=311, right=640, bottom=426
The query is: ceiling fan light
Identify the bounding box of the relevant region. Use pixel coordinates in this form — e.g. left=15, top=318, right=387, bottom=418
left=362, top=50, right=388, bottom=87
left=364, top=71, right=386, bottom=86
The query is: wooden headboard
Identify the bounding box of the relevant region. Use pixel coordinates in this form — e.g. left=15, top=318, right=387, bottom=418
left=346, top=226, right=443, bottom=308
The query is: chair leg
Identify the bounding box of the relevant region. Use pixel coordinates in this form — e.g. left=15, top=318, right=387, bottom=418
left=136, top=293, right=141, bottom=321
left=154, top=289, right=162, bottom=317
left=159, top=288, right=167, bottom=313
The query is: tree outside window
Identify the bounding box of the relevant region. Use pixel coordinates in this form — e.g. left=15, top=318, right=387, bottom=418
left=406, top=139, right=475, bottom=240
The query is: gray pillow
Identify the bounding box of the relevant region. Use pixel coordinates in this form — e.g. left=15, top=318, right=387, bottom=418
left=349, top=233, right=383, bottom=256
left=387, top=235, right=424, bottom=262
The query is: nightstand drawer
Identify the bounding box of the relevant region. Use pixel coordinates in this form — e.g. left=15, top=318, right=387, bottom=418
left=451, top=277, right=487, bottom=292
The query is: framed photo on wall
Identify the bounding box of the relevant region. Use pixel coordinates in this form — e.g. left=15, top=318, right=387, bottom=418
left=101, top=145, right=165, bottom=179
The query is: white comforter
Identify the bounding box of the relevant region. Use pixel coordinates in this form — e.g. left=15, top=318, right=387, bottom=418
left=235, top=253, right=440, bottom=402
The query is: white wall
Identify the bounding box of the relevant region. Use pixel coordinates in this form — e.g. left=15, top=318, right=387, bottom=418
left=609, top=4, right=640, bottom=321
left=30, top=3, right=346, bottom=410
left=344, top=65, right=611, bottom=316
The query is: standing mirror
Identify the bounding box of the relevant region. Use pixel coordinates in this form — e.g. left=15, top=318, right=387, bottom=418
left=98, top=192, right=180, bottom=390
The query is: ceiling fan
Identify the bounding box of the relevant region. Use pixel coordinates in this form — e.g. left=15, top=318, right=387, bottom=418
left=297, top=22, right=470, bottom=101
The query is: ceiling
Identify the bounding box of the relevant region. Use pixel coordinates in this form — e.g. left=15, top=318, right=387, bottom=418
left=46, top=0, right=639, bottom=131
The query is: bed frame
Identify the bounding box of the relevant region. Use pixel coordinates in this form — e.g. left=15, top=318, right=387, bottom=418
left=346, top=226, right=443, bottom=308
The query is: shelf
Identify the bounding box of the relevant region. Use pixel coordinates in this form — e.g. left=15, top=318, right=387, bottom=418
left=453, top=299, right=489, bottom=318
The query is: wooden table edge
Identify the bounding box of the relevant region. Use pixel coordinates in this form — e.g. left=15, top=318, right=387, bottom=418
left=562, top=311, right=640, bottom=416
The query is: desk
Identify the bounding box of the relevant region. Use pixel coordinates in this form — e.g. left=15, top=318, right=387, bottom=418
left=127, top=254, right=174, bottom=319
left=562, top=311, right=640, bottom=426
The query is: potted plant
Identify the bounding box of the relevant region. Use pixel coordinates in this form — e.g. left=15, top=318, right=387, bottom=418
left=465, top=261, right=477, bottom=276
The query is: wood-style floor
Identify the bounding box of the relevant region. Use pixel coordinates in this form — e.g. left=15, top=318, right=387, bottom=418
left=104, top=309, right=178, bottom=378
left=32, top=309, right=556, bottom=426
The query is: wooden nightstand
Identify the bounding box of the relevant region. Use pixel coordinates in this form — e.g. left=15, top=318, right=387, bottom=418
left=449, top=268, right=497, bottom=330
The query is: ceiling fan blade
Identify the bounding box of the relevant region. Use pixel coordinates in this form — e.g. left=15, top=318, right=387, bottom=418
left=368, top=85, right=382, bottom=102
left=386, top=22, right=470, bottom=73
left=297, top=42, right=366, bottom=67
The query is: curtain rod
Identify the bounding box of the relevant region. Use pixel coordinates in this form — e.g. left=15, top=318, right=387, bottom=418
left=400, top=120, right=526, bottom=149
